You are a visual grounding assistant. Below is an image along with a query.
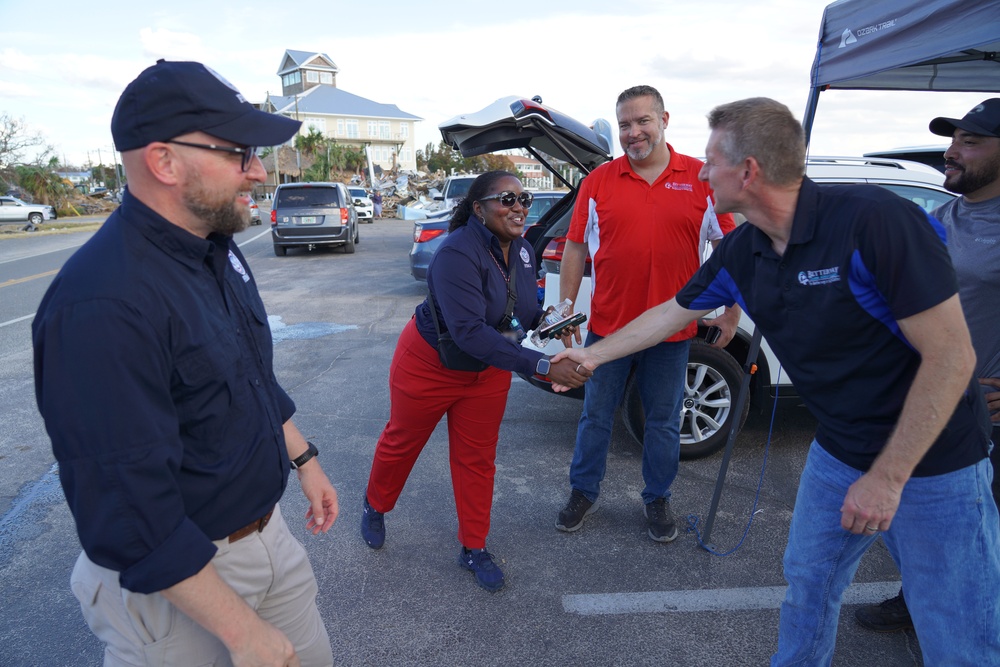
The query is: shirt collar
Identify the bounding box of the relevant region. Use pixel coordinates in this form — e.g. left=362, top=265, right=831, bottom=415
left=614, top=142, right=685, bottom=183
left=119, top=189, right=223, bottom=270
left=748, top=176, right=819, bottom=257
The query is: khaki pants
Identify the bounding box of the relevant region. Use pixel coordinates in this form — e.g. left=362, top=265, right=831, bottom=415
left=70, top=504, right=333, bottom=666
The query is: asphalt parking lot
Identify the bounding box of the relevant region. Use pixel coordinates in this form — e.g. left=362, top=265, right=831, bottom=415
left=0, top=217, right=922, bottom=666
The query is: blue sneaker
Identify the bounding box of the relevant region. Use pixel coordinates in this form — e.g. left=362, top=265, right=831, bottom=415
left=361, top=496, right=385, bottom=549
left=458, top=547, right=505, bottom=592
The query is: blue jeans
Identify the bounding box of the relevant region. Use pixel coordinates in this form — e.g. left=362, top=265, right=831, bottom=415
left=773, top=442, right=1000, bottom=666
left=569, top=332, right=689, bottom=505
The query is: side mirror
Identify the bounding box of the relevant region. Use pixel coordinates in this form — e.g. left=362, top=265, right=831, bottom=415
left=434, top=195, right=444, bottom=201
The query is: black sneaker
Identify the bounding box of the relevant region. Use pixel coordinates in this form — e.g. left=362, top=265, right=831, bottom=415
left=458, top=547, right=505, bottom=592
left=555, top=489, right=598, bottom=532
left=854, top=590, right=913, bottom=632
left=644, top=498, right=678, bottom=542
left=360, top=496, right=385, bottom=550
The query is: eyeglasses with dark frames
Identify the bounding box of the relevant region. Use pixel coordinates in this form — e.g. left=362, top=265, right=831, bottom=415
left=166, top=140, right=258, bottom=172
left=479, top=191, right=534, bottom=209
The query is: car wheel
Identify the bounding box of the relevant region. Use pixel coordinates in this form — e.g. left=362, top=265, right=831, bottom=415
left=354, top=225, right=360, bottom=244
left=28, top=212, right=42, bottom=225
left=622, top=339, right=749, bottom=460
left=344, top=227, right=356, bottom=254
left=273, top=244, right=287, bottom=257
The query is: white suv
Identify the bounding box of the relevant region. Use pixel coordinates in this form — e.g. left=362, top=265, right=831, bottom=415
left=347, top=187, right=374, bottom=222
left=537, top=157, right=955, bottom=459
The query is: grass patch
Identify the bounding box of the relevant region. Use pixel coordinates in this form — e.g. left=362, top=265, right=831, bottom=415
left=0, top=223, right=103, bottom=238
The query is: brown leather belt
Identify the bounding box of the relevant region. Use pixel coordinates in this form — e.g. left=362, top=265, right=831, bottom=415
left=228, top=506, right=275, bottom=543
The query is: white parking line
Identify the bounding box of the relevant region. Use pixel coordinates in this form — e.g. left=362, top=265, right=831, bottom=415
left=2, top=227, right=272, bottom=329
left=562, top=581, right=902, bottom=615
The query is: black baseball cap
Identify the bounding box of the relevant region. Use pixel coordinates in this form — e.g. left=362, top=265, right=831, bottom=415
left=111, top=59, right=301, bottom=151
left=929, top=98, right=1000, bottom=139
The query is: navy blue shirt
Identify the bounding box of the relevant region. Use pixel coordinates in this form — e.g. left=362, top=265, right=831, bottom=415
left=32, top=191, right=295, bottom=593
left=676, top=178, right=991, bottom=476
left=415, top=216, right=546, bottom=376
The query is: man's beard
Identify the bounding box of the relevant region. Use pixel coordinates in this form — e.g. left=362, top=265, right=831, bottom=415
left=624, top=124, right=664, bottom=162
left=944, top=152, right=1000, bottom=196
left=184, top=177, right=251, bottom=236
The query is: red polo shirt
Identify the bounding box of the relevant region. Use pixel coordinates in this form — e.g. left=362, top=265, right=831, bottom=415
left=567, top=145, right=735, bottom=340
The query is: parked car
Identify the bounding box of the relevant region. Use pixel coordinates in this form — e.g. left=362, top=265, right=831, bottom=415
left=248, top=196, right=261, bottom=225
left=408, top=190, right=567, bottom=282
left=270, top=182, right=360, bottom=256
left=348, top=186, right=374, bottom=222
left=439, top=96, right=958, bottom=459
left=0, top=195, right=56, bottom=228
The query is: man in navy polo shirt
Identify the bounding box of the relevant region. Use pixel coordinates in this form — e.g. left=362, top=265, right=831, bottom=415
left=553, top=97, right=1000, bottom=665
left=33, top=61, right=339, bottom=666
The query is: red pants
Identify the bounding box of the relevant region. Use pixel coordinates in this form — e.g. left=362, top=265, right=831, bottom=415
left=366, top=318, right=511, bottom=549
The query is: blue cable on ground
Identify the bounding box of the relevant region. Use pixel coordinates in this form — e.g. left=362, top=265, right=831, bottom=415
left=685, top=367, right=783, bottom=556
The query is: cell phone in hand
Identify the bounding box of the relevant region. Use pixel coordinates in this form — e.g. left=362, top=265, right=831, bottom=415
left=705, top=326, right=721, bottom=345
left=539, top=312, right=587, bottom=340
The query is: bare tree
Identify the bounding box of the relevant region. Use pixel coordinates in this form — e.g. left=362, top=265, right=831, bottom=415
left=0, top=112, right=48, bottom=169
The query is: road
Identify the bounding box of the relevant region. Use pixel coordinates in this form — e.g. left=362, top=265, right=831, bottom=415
left=0, top=216, right=922, bottom=666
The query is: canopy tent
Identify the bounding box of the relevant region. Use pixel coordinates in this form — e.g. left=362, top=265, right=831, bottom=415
left=803, top=0, right=1000, bottom=143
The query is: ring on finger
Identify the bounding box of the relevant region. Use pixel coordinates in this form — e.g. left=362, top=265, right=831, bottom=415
left=864, top=524, right=878, bottom=532
left=575, top=364, right=582, bottom=373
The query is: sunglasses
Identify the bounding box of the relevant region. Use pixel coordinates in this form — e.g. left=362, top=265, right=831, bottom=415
left=166, top=140, right=258, bottom=172
left=479, top=191, right=534, bottom=209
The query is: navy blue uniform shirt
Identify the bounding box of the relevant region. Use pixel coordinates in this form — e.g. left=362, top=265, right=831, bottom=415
left=416, top=216, right=546, bottom=376
left=677, top=178, right=991, bottom=475
left=32, top=190, right=295, bottom=593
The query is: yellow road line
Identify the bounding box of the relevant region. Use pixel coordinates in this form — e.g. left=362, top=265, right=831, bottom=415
left=0, top=269, right=58, bottom=288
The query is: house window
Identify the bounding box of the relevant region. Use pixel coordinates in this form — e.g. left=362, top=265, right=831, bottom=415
left=399, top=122, right=409, bottom=139
left=401, top=148, right=412, bottom=163
left=283, top=71, right=301, bottom=87
left=367, top=121, right=378, bottom=137
left=336, top=119, right=344, bottom=136
left=379, top=121, right=390, bottom=139
left=305, top=117, right=326, bottom=133
left=346, top=119, right=359, bottom=138
left=320, top=72, right=333, bottom=85
left=306, top=71, right=319, bottom=83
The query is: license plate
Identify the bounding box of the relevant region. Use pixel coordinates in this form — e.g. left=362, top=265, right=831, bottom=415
left=300, top=216, right=316, bottom=225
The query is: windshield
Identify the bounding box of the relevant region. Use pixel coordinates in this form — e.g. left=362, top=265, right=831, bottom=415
left=349, top=188, right=366, bottom=198
left=276, top=188, right=342, bottom=208
left=445, top=178, right=475, bottom=200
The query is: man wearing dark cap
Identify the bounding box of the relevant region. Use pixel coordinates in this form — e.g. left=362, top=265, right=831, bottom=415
left=33, top=60, right=337, bottom=666
left=856, top=98, right=1000, bottom=637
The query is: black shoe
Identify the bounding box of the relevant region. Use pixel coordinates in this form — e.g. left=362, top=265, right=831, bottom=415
left=644, top=498, right=678, bottom=542
left=854, top=590, right=913, bottom=632
left=458, top=547, right=505, bottom=592
left=556, top=489, right=598, bottom=532
left=360, top=496, right=385, bottom=549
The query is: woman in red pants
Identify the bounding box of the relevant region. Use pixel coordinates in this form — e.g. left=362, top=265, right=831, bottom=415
left=361, top=171, right=590, bottom=591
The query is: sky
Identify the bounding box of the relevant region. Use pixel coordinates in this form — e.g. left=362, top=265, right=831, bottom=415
left=1, top=0, right=991, bottom=170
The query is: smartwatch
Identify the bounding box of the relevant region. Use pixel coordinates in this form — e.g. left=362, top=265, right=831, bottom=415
left=535, top=356, right=551, bottom=376
left=290, top=441, right=319, bottom=469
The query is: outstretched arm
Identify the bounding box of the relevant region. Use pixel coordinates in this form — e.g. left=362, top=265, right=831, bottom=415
left=551, top=298, right=708, bottom=380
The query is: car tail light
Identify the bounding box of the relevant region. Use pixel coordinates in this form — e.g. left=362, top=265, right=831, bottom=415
left=340, top=208, right=349, bottom=226
left=511, top=99, right=553, bottom=122
left=270, top=209, right=277, bottom=224
left=414, top=227, right=447, bottom=243
left=542, top=236, right=592, bottom=265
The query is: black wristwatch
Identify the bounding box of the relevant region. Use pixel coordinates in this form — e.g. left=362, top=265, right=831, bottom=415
left=290, top=441, right=319, bottom=469
left=535, top=356, right=551, bottom=376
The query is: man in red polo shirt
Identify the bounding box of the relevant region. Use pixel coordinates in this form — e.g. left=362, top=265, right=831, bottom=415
left=556, top=84, right=739, bottom=541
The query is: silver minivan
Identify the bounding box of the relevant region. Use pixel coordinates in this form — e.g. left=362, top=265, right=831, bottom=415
left=270, top=182, right=360, bottom=257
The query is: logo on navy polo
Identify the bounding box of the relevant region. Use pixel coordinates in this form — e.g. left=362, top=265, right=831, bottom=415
left=797, top=267, right=840, bottom=286
left=664, top=182, right=693, bottom=191
left=519, top=247, right=531, bottom=267
left=228, top=250, right=251, bottom=282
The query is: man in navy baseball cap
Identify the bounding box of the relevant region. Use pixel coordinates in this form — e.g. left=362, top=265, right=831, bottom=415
left=929, top=98, right=1000, bottom=140
left=112, top=59, right=300, bottom=150
left=34, top=61, right=336, bottom=666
